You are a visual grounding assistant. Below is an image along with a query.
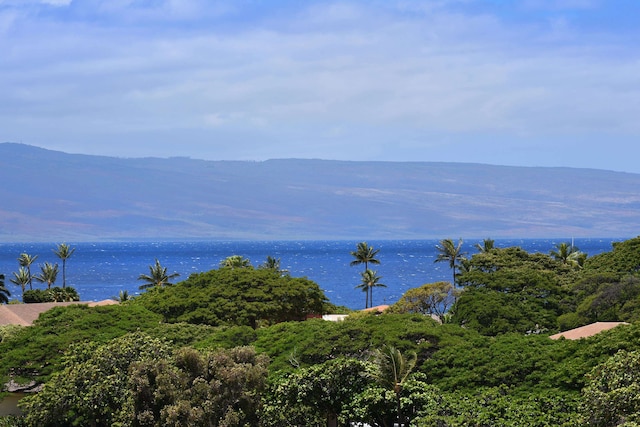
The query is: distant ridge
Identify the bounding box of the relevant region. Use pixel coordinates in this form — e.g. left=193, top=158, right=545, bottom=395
left=1, top=143, right=638, bottom=241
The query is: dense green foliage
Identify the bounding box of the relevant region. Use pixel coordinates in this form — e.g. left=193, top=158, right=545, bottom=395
left=0, top=304, right=162, bottom=383
left=452, top=247, right=578, bottom=335
left=4, top=238, right=640, bottom=425
left=22, top=286, right=79, bottom=303
left=415, top=387, right=581, bottom=427
left=261, top=358, right=371, bottom=426
left=19, top=332, right=269, bottom=427
left=388, top=281, right=456, bottom=321
left=20, top=332, right=172, bottom=427
left=581, top=350, right=640, bottom=426
left=127, top=345, right=269, bottom=426
left=253, top=313, right=448, bottom=372
left=133, top=267, right=327, bottom=328
left=583, top=237, right=640, bottom=276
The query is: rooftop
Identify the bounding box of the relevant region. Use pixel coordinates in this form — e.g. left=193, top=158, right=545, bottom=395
left=0, top=300, right=119, bottom=326
left=549, top=322, right=629, bottom=340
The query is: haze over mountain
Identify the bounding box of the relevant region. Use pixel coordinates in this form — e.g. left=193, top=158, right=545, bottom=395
left=0, top=143, right=638, bottom=242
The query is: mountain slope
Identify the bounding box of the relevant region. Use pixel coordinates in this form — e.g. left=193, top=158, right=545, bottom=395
left=1, top=143, right=638, bottom=241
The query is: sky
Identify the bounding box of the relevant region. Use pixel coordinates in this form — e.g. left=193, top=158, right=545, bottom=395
left=1, top=0, right=640, bottom=173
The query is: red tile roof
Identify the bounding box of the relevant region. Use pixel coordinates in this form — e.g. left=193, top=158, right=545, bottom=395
left=550, top=322, right=629, bottom=340
left=0, top=301, right=118, bottom=326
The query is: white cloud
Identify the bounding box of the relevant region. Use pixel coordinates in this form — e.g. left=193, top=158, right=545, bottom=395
left=41, top=0, right=72, bottom=6
left=1, top=1, right=639, bottom=171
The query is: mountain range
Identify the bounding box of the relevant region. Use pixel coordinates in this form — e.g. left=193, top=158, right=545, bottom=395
left=0, top=143, right=638, bottom=241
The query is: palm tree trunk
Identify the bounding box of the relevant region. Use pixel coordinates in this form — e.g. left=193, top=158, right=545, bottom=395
left=370, top=285, right=374, bottom=308
left=396, top=390, right=403, bottom=427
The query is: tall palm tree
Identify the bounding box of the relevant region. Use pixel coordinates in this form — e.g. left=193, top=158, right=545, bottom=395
left=53, top=243, right=75, bottom=288
left=371, top=345, right=417, bottom=427
left=474, top=238, right=495, bottom=253
left=350, top=242, right=381, bottom=307
left=0, top=274, right=9, bottom=304
left=220, top=255, right=252, bottom=269
left=34, top=262, right=59, bottom=290
left=138, top=259, right=180, bottom=290
left=434, top=238, right=466, bottom=287
left=17, top=253, right=38, bottom=290
left=10, top=267, right=30, bottom=301
left=355, top=278, right=370, bottom=308
left=356, top=269, right=386, bottom=309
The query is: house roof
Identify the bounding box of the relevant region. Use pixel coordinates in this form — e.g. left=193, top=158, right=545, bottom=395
left=549, top=322, right=629, bottom=340
left=0, top=301, right=118, bottom=326
left=362, top=305, right=389, bottom=313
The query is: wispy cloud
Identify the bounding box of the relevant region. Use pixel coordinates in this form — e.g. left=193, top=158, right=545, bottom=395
left=0, top=1, right=639, bottom=171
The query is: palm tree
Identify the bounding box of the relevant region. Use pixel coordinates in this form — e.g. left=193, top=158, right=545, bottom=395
left=138, top=259, right=180, bottom=290
left=220, top=255, right=252, bottom=269
left=34, top=262, right=59, bottom=290
left=550, top=242, right=585, bottom=268
left=117, top=290, right=130, bottom=302
left=17, top=253, right=38, bottom=290
left=474, top=238, right=495, bottom=253
left=355, top=278, right=370, bottom=308
left=10, top=267, right=30, bottom=301
left=434, top=238, right=466, bottom=287
left=53, top=243, right=75, bottom=288
left=0, top=274, right=10, bottom=304
left=49, top=287, right=80, bottom=302
left=371, top=345, right=417, bottom=427
left=356, top=269, right=386, bottom=309
left=350, top=242, right=381, bottom=307
left=258, top=255, right=287, bottom=274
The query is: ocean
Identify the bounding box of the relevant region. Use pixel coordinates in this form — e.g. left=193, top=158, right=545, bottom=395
left=0, top=238, right=623, bottom=309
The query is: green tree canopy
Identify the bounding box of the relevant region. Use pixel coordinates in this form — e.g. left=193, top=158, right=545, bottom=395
left=0, top=304, right=162, bottom=383
left=261, top=358, right=371, bottom=427
left=451, top=246, right=576, bottom=335
left=583, top=236, right=640, bottom=277
left=20, top=331, right=172, bottom=427
left=581, top=350, right=640, bottom=427
left=389, top=281, right=457, bottom=322
left=129, top=346, right=269, bottom=427
left=133, top=267, right=327, bottom=328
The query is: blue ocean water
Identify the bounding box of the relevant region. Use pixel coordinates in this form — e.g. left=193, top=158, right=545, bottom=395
left=0, top=238, right=622, bottom=309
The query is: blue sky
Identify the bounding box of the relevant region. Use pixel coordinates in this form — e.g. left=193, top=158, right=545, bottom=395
left=1, top=0, right=639, bottom=173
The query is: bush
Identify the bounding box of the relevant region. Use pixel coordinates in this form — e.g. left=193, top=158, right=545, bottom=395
left=22, top=287, right=79, bottom=303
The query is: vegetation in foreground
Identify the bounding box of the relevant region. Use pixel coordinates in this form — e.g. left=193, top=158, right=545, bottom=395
left=0, top=237, right=640, bottom=425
